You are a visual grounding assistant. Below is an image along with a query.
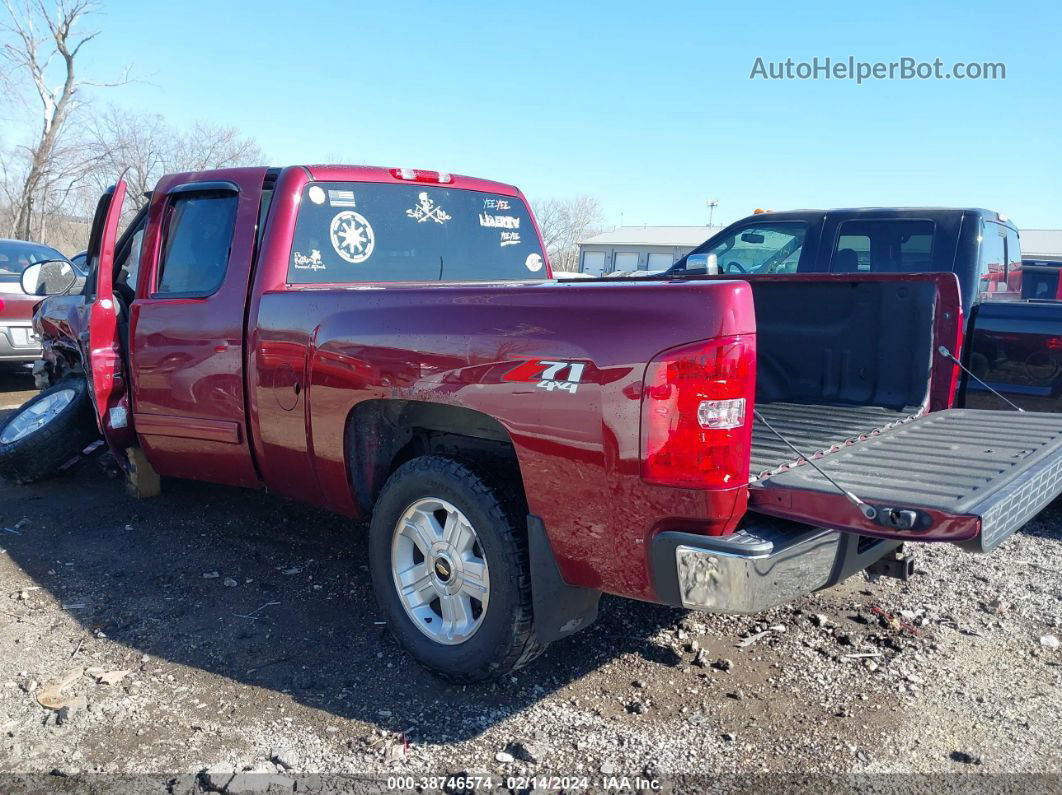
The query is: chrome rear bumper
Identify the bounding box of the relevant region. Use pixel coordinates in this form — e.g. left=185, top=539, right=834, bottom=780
left=650, top=518, right=901, bottom=613
left=0, top=323, right=41, bottom=362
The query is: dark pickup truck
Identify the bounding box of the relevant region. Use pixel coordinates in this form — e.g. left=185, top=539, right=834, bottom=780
left=3, top=171, right=1062, bottom=682
left=671, top=208, right=1062, bottom=413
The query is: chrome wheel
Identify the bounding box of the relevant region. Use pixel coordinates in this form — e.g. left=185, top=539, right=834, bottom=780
left=0, top=389, right=75, bottom=444
left=390, top=497, right=490, bottom=645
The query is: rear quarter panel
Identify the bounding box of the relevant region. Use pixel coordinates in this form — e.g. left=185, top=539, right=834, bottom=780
left=251, top=279, right=755, bottom=601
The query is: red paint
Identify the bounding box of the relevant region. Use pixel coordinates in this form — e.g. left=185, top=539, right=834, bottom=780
left=133, top=413, right=241, bottom=444
left=748, top=487, right=980, bottom=543
left=0, top=293, right=36, bottom=320
left=86, top=179, right=136, bottom=457
left=128, top=167, right=268, bottom=488
left=502, top=358, right=553, bottom=383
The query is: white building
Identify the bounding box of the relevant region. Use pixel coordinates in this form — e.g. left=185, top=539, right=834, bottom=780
left=1021, top=229, right=1062, bottom=263
left=576, top=225, right=721, bottom=275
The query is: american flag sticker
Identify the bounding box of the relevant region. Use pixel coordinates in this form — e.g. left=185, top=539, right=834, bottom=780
left=328, top=189, right=357, bottom=207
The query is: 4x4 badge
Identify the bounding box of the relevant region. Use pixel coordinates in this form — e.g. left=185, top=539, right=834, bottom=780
left=503, top=358, right=586, bottom=394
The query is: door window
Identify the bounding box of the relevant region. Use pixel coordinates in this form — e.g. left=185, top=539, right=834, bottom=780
left=831, top=220, right=935, bottom=272
left=155, top=192, right=238, bottom=296
left=699, top=222, right=807, bottom=274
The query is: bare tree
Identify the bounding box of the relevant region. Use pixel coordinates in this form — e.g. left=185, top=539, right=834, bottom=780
left=532, top=195, right=605, bottom=273
left=1, top=0, right=126, bottom=239
left=87, top=106, right=265, bottom=212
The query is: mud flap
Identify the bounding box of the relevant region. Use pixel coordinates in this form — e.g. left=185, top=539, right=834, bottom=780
left=749, top=409, right=1062, bottom=551
left=527, top=514, right=600, bottom=642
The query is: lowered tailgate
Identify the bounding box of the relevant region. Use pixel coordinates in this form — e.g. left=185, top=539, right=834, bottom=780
left=749, top=409, right=1062, bottom=551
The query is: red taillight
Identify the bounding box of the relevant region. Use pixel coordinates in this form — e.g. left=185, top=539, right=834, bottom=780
left=640, top=335, right=756, bottom=489
left=1047, top=336, right=1062, bottom=351
left=390, top=167, right=453, bottom=184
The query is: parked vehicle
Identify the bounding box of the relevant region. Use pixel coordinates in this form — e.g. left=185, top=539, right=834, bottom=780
left=1022, top=258, right=1061, bottom=301
left=3, top=170, right=1062, bottom=681
left=0, top=239, right=79, bottom=366
left=670, top=209, right=1062, bottom=413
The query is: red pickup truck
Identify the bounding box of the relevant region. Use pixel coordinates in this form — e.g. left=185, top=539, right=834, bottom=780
left=3, top=165, right=1062, bottom=681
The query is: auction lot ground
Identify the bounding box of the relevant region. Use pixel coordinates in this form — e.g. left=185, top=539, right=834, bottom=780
left=0, top=366, right=1060, bottom=792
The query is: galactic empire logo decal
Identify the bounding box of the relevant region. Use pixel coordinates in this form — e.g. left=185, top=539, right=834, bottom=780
left=330, top=210, right=375, bottom=264
left=503, top=358, right=586, bottom=394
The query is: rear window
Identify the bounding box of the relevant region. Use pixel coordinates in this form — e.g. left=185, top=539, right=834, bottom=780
left=287, top=182, right=546, bottom=283
left=831, top=219, right=935, bottom=272
left=0, top=242, right=66, bottom=283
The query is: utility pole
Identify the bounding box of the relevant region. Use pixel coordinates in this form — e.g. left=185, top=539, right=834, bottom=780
left=706, top=199, right=719, bottom=227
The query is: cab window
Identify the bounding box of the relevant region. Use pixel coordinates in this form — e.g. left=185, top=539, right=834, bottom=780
left=831, top=219, right=935, bottom=272
left=155, top=192, right=238, bottom=296
left=698, top=222, right=807, bottom=274
left=288, top=182, right=545, bottom=283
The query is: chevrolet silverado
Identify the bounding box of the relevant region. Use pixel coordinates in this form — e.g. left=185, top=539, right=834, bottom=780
left=2, top=166, right=1061, bottom=681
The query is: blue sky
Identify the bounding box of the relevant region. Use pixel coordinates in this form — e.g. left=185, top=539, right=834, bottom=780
left=16, top=0, right=1062, bottom=227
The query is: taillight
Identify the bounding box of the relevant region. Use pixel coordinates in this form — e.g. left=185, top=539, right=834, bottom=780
left=640, top=335, right=756, bottom=489
left=390, top=167, right=453, bottom=184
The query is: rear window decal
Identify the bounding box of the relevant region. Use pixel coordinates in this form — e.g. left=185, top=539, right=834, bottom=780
left=330, top=211, right=375, bottom=264
left=328, top=189, right=357, bottom=208
left=293, top=250, right=326, bottom=271
left=479, top=213, right=520, bottom=229
left=307, top=186, right=326, bottom=205
left=525, top=253, right=543, bottom=272
left=405, top=192, right=451, bottom=224
left=288, top=182, right=546, bottom=283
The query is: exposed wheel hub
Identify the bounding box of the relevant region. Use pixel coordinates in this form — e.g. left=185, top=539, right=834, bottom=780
left=433, top=554, right=454, bottom=583
left=390, top=497, right=490, bottom=645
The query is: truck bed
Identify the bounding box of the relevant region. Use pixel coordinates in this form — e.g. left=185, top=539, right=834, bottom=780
left=750, top=402, right=920, bottom=479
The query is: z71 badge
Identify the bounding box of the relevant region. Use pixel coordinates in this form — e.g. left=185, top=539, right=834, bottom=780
left=503, top=358, right=586, bottom=394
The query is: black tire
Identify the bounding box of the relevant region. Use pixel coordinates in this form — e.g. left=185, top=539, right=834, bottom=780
left=0, top=377, right=100, bottom=484
left=368, top=455, right=544, bottom=682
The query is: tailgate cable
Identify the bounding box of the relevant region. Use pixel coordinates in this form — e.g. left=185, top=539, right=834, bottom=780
left=753, top=409, right=878, bottom=520
left=937, top=346, right=1024, bottom=412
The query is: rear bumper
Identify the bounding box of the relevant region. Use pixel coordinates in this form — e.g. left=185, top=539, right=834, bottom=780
left=650, top=519, right=900, bottom=613
left=0, top=324, right=41, bottom=362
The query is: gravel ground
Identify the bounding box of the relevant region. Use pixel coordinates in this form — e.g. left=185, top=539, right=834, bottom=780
left=0, top=369, right=1060, bottom=793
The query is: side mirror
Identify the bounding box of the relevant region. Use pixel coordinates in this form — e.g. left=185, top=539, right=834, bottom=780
left=684, top=253, right=719, bottom=275
left=20, top=259, right=77, bottom=296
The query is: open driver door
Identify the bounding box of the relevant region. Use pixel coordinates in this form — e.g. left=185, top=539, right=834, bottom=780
left=83, top=178, right=157, bottom=496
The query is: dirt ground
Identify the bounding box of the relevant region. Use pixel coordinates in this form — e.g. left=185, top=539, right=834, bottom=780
left=0, top=367, right=1060, bottom=793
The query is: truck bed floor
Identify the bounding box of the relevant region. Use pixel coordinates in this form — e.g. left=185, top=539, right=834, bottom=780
left=750, top=402, right=920, bottom=480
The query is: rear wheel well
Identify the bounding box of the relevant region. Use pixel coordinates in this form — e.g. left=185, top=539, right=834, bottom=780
left=347, top=400, right=524, bottom=513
